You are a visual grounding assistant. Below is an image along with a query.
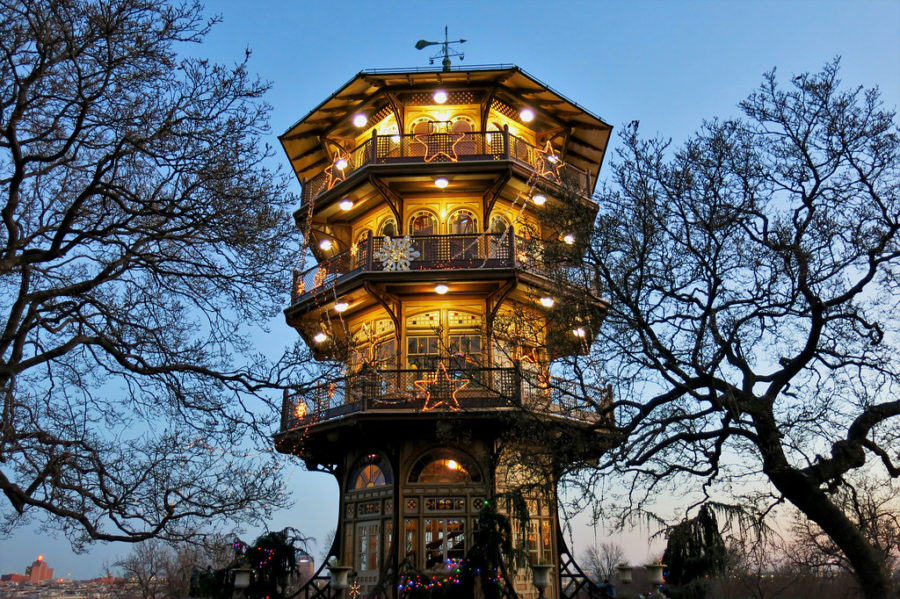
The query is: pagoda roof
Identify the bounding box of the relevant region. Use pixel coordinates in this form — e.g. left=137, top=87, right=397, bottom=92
left=279, top=65, right=612, bottom=192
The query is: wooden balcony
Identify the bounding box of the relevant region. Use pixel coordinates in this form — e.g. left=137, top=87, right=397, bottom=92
left=279, top=365, right=613, bottom=433
left=300, top=129, right=592, bottom=204
left=291, top=233, right=579, bottom=305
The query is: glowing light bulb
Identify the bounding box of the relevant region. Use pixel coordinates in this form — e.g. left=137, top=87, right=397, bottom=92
left=352, top=114, right=368, bottom=128
left=519, top=108, right=535, bottom=122
left=339, top=199, right=354, bottom=211
left=532, top=194, right=547, bottom=206
left=563, top=234, right=575, bottom=245
left=573, top=327, right=586, bottom=338
left=433, top=90, right=448, bottom=104
left=447, top=459, right=459, bottom=470
left=318, top=239, right=333, bottom=251
left=334, top=301, right=349, bottom=313
left=313, top=332, right=328, bottom=344
left=434, top=284, right=449, bottom=295
left=540, top=297, right=555, bottom=308
left=335, top=158, right=348, bottom=170
left=434, top=177, right=449, bottom=188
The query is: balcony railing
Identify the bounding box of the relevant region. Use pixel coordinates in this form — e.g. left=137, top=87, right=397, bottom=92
left=301, top=129, right=591, bottom=203
left=292, top=232, right=518, bottom=303
left=280, top=365, right=612, bottom=432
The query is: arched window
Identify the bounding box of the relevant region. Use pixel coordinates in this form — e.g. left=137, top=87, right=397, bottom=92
left=448, top=209, right=477, bottom=235
left=350, top=454, right=392, bottom=490
left=379, top=217, right=397, bottom=237
left=409, top=211, right=437, bottom=236
left=409, top=450, right=481, bottom=484
left=490, top=215, right=510, bottom=235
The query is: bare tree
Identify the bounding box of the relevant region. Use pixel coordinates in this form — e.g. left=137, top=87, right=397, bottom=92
left=547, top=61, right=899, bottom=598
left=0, top=0, right=306, bottom=546
left=581, top=541, right=626, bottom=582
left=788, top=472, right=900, bottom=576
left=115, top=536, right=232, bottom=599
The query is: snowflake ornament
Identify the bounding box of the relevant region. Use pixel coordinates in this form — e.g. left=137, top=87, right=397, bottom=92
left=374, top=235, right=420, bottom=271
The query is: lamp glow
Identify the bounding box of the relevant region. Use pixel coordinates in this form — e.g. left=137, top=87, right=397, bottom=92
left=335, top=158, right=348, bottom=170
left=334, top=301, right=349, bottom=313
left=339, top=199, right=354, bottom=211
left=532, top=194, right=547, bottom=206
left=547, top=153, right=559, bottom=163
left=563, top=234, right=575, bottom=245
left=447, top=459, right=459, bottom=470
left=540, top=297, right=555, bottom=308
left=433, top=90, right=448, bottom=104
left=352, top=113, right=368, bottom=128
left=318, top=239, right=333, bottom=251
left=434, top=284, right=449, bottom=295
left=313, top=332, right=328, bottom=344
left=573, top=327, right=586, bottom=338
left=519, top=108, right=535, bottom=122
left=434, top=177, right=449, bottom=188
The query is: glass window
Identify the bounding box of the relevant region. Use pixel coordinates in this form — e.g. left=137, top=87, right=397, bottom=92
left=409, top=450, right=481, bottom=484
left=350, top=455, right=392, bottom=490
left=357, top=522, right=379, bottom=571
left=424, top=518, right=466, bottom=568
left=405, top=519, right=418, bottom=566
left=449, top=335, right=482, bottom=369
left=407, top=335, right=439, bottom=370
left=409, top=212, right=437, bottom=236
left=354, top=464, right=386, bottom=489
left=449, top=210, right=477, bottom=235
left=379, top=218, right=397, bottom=237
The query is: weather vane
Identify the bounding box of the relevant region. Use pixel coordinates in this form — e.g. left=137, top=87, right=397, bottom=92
left=415, top=26, right=465, bottom=72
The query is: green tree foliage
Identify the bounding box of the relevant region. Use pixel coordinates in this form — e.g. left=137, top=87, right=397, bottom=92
left=0, top=0, right=305, bottom=545
left=662, top=505, right=727, bottom=599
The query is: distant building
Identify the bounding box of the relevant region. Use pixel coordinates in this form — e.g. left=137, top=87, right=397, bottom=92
left=24, top=555, right=54, bottom=583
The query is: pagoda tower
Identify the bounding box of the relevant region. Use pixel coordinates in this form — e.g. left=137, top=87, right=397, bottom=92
left=276, top=65, right=614, bottom=599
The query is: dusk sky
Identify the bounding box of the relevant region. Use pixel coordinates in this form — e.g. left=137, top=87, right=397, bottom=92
left=2, top=0, right=898, bottom=580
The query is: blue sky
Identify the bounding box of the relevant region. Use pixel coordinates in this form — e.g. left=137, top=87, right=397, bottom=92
left=2, top=0, right=898, bottom=580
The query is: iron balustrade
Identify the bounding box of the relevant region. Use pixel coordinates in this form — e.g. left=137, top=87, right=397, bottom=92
left=280, top=366, right=611, bottom=432
left=291, top=232, right=515, bottom=304
left=300, top=130, right=591, bottom=204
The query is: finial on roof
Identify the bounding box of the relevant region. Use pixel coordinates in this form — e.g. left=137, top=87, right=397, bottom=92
left=414, top=26, right=466, bottom=72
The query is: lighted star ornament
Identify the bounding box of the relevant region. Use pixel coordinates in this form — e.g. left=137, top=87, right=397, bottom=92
left=414, top=363, right=469, bottom=411
left=374, top=235, right=420, bottom=270
left=536, top=140, right=565, bottom=182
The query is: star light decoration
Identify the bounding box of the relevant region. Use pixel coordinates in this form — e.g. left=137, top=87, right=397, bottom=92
left=324, top=151, right=351, bottom=190
left=536, top=140, right=565, bottom=182
left=349, top=580, right=361, bottom=598
left=416, top=130, right=466, bottom=163
left=414, top=362, right=469, bottom=411
left=374, top=235, right=420, bottom=271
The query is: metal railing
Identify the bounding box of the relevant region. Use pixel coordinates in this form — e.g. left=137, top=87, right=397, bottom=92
left=280, top=365, right=612, bottom=432
left=291, top=232, right=516, bottom=303
left=300, top=129, right=591, bottom=204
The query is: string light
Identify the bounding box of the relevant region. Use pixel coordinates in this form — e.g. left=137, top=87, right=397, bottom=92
left=573, top=327, right=586, bottom=338
left=563, top=234, right=575, bottom=245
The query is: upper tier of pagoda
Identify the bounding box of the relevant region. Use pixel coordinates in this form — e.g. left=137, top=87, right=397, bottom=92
left=279, top=65, right=612, bottom=210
